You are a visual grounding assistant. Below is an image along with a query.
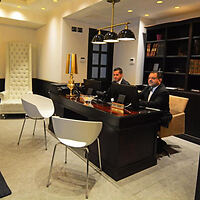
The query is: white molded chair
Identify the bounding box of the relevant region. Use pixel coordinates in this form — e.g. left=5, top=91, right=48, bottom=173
left=17, top=94, right=54, bottom=150
left=0, top=42, right=32, bottom=116
left=47, top=116, right=103, bottom=199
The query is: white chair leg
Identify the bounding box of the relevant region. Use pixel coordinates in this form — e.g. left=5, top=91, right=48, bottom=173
left=65, top=146, right=67, bottom=164
left=47, top=143, right=59, bottom=187
left=17, top=116, right=27, bottom=145
left=85, top=148, right=89, bottom=199
left=43, top=119, right=47, bottom=150
left=97, top=138, right=102, bottom=171
left=33, top=119, right=37, bottom=136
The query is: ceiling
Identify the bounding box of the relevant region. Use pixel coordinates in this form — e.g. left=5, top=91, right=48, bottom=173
left=1, top=0, right=200, bottom=28
left=0, top=0, right=67, bottom=13
left=66, top=0, right=200, bottom=26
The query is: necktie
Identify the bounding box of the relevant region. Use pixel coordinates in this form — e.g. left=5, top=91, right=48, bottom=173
left=148, top=87, right=153, bottom=102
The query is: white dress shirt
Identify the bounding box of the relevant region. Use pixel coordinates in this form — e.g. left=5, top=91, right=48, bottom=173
left=148, top=85, right=159, bottom=102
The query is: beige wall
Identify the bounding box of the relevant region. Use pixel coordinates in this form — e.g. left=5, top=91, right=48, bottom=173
left=0, top=24, right=37, bottom=79
left=36, top=16, right=62, bottom=82
left=34, top=0, right=101, bottom=83
left=61, top=19, right=90, bottom=84
left=113, top=18, right=140, bottom=85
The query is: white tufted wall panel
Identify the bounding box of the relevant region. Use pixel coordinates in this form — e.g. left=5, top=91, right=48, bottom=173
left=0, top=41, right=32, bottom=114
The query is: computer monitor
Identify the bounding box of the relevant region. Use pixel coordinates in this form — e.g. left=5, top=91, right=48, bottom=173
left=110, top=83, right=139, bottom=109
left=83, top=79, right=102, bottom=95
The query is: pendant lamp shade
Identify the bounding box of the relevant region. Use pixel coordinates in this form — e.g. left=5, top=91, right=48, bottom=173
left=92, top=33, right=106, bottom=44
left=104, top=31, right=119, bottom=43
left=118, top=29, right=136, bottom=41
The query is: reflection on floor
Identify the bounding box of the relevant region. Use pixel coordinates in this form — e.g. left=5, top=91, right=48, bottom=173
left=0, top=118, right=199, bottom=200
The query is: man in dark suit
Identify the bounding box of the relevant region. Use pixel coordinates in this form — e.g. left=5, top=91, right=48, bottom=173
left=139, top=71, right=172, bottom=154
left=139, top=71, right=172, bottom=128
left=113, top=67, right=130, bottom=85
left=104, top=67, right=130, bottom=102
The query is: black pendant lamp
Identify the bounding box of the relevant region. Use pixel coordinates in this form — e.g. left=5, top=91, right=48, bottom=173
left=92, top=30, right=106, bottom=44
left=104, top=31, right=119, bottom=43
left=118, top=24, right=136, bottom=41
left=91, top=0, right=136, bottom=44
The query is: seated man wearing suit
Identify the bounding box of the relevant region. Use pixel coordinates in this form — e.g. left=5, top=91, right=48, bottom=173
left=139, top=71, right=172, bottom=128
left=113, top=67, right=130, bottom=85
left=104, top=67, right=130, bottom=102
left=139, top=71, right=172, bottom=153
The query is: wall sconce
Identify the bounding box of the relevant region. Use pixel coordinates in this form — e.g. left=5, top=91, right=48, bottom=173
left=66, top=53, right=78, bottom=97
left=92, top=0, right=136, bottom=44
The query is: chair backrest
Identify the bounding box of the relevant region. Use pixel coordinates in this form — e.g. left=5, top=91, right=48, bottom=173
left=22, top=94, right=54, bottom=118
left=52, top=116, right=103, bottom=147
left=169, top=95, right=189, bottom=115
left=5, top=41, right=32, bottom=99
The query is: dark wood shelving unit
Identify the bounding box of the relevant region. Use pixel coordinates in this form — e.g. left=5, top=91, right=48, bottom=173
left=146, top=56, right=164, bottom=58
left=189, top=73, right=200, bottom=76
left=144, top=17, right=200, bottom=143
left=166, top=55, right=188, bottom=58
left=166, top=37, right=189, bottom=41
left=146, top=40, right=165, bottom=43
left=191, top=55, right=200, bottom=58
left=193, top=36, right=200, bottom=39
left=164, top=72, right=186, bottom=75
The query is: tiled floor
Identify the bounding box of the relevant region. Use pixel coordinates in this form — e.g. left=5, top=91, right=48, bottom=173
left=0, top=118, right=199, bottom=200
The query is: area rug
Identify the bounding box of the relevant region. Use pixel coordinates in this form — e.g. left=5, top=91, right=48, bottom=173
left=0, top=171, right=11, bottom=198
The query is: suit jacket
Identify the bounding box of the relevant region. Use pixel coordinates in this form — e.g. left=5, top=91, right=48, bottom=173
left=139, top=83, right=172, bottom=127
left=113, top=78, right=130, bottom=85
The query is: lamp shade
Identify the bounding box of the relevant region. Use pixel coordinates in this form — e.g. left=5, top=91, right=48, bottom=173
left=66, top=53, right=78, bottom=74
left=92, top=33, right=106, bottom=44
left=104, top=31, right=119, bottom=43
left=118, top=29, right=136, bottom=41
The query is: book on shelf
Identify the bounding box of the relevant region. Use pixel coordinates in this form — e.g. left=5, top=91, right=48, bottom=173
left=150, top=43, right=158, bottom=56
left=146, top=43, right=151, bottom=56
left=153, top=63, right=159, bottom=71
left=156, top=42, right=164, bottom=56
left=189, top=59, right=200, bottom=74
left=193, top=39, right=200, bottom=55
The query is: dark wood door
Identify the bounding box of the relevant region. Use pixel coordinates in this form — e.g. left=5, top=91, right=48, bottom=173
left=87, top=28, right=114, bottom=84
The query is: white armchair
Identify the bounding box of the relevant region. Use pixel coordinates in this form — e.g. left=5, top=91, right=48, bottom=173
left=0, top=41, right=32, bottom=116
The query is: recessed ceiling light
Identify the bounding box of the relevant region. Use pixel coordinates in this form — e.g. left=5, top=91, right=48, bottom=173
left=53, top=0, right=58, bottom=2
left=174, top=6, right=180, bottom=9
left=128, top=10, right=133, bottom=13
left=145, top=14, right=150, bottom=17
left=156, top=0, right=163, bottom=4
left=17, top=5, right=21, bottom=8
left=41, top=7, right=46, bottom=10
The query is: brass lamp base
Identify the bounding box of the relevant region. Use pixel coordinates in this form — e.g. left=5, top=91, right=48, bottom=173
left=67, top=73, right=75, bottom=97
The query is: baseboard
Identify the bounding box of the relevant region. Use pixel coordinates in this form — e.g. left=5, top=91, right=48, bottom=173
left=176, top=134, right=200, bottom=145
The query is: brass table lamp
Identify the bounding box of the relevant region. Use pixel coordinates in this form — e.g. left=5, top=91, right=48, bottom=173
left=66, top=53, right=78, bottom=97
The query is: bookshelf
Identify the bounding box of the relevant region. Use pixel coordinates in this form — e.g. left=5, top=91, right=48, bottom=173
left=144, top=17, right=200, bottom=92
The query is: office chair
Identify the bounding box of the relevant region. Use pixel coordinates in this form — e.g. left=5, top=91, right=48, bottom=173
left=17, top=94, right=54, bottom=150
left=46, top=116, right=103, bottom=199
left=158, top=95, right=189, bottom=156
